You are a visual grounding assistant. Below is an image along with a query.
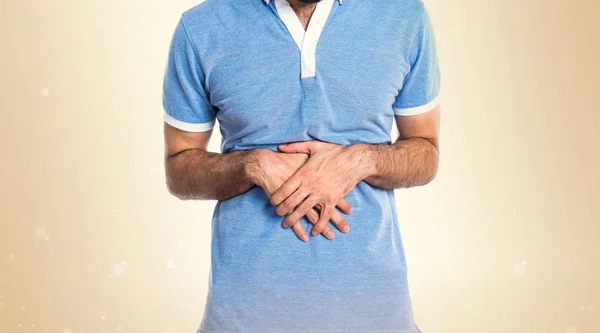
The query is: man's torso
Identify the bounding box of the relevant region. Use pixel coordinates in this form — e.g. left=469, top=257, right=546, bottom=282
left=178, top=0, right=427, bottom=332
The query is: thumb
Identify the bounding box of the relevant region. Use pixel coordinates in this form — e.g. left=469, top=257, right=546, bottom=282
left=278, top=141, right=313, bottom=154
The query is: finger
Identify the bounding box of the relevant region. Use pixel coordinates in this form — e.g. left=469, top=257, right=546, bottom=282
left=311, top=203, right=333, bottom=236
left=305, top=208, right=319, bottom=225
left=282, top=198, right=315, bottom=228
left=270, top=175, right=302, bottom=207
left=330, top=209, right=350, bottom=233
left=290, top=221, right=309, bottom=242
left=304, top=208, right=335, bottom=239
left=336, top=198, right=353, bottom=215
left=284, top=208, right=336, bottom=240
left=275, top=187, right=310, bottom=217
left=282, top=196, right=318, bottom=231
left=278, top=141, right=315, bottom=155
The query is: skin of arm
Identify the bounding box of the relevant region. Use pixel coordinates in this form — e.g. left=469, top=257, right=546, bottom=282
left=163, top=122, right=352, bottom=241
left=270, top=104, right=441, bottom=237
left=362, top=104, right=440, bottom=189
left=164, top=123, right=255, bottom=201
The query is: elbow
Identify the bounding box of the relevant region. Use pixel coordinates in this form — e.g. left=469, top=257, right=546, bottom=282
left=165, top=174, right=211, bottom=201
left=423, top=167, right=438, bottom=185
left=165, top=168, right=192, bottom=200
left=418, top=148, right=439, bottom=186
left=165, top=157, right=191, bottom=200
left=423, top=156, right=439, bottom=185
left=166, top=176, right=186, bottom=200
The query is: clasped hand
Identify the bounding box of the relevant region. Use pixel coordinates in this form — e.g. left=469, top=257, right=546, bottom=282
left=247, top=139, right=368, bottom=242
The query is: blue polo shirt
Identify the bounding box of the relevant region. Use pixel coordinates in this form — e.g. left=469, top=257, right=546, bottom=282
left=162, top=0, right=441, bottom=332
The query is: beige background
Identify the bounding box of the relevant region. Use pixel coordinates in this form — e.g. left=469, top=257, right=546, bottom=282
left=1, top=0, right=599, bottom=332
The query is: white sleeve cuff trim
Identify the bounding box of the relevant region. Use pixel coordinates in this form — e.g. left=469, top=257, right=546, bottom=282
left=393, top=94, right=440, bottom=116
left=163, top=111, right=215, bottom=132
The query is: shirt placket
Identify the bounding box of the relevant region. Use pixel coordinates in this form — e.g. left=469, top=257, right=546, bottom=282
left=267, top=0, right=340, bottom=79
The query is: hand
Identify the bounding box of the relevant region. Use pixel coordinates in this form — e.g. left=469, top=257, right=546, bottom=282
left=245, top=148, right=353, bottom=241
left=270, top=140, right=371, bottom=237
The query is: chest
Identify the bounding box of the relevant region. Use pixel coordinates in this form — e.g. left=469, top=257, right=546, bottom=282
left=201, top=3, right=412, bottom=129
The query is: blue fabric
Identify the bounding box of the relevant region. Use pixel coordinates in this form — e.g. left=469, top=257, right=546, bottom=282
left=162, top=0, right=440, bottom=332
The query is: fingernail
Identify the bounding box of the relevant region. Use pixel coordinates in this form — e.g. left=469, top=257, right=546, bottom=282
left=343, top=225, right=350, bottom=232
left=300, top=233, right=308, bottom=242
left=311, top=229, right=318, bottom=236
left=327, top=230, right=335, bottom=239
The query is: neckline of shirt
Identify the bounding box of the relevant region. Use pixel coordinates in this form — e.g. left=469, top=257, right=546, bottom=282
left=263, top=0, right=343, bottom=5
left=271, top=0, right=336, bottom=78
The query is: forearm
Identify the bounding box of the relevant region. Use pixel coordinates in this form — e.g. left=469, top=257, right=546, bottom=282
left=353, top=137, right=439, bottom=189
left=165, top=148, right=259, bottom=201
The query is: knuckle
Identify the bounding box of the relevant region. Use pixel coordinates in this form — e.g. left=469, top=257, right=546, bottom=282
left=286, top=213, right=300, bottom=224
left=316, top=195, right=327, bottom=206
left=325, top=195, right=336, bottom=205
left=270, top=196, right=280, bottom=206
left=276, top=206, right=286, bottom=216
left=283, top=200, right=295, bottom=210
left=284, top=215, right=296, bottom=224
left=298, top=168, right=310, bottom=178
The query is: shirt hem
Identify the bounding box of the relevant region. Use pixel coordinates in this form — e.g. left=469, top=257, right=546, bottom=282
left=198, top=327, right=422, bottom=333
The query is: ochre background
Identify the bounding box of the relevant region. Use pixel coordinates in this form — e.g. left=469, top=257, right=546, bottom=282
left=1, top=0, right=599, bottom=332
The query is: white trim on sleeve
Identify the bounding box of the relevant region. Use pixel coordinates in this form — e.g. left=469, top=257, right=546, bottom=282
left=393, top=94, right=440, bottom=116
left=163, top=111, right=215, bottom=132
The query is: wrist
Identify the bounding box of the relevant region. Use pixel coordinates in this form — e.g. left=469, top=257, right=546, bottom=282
left=349, top=143, right=378, bottom=181
left=242, top=148, right=271, bottom=186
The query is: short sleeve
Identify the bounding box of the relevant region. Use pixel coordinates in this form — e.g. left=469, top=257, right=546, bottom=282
left=392, top=5, right=441, bottom=116
left=162, top=17, right=217, bottom=132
